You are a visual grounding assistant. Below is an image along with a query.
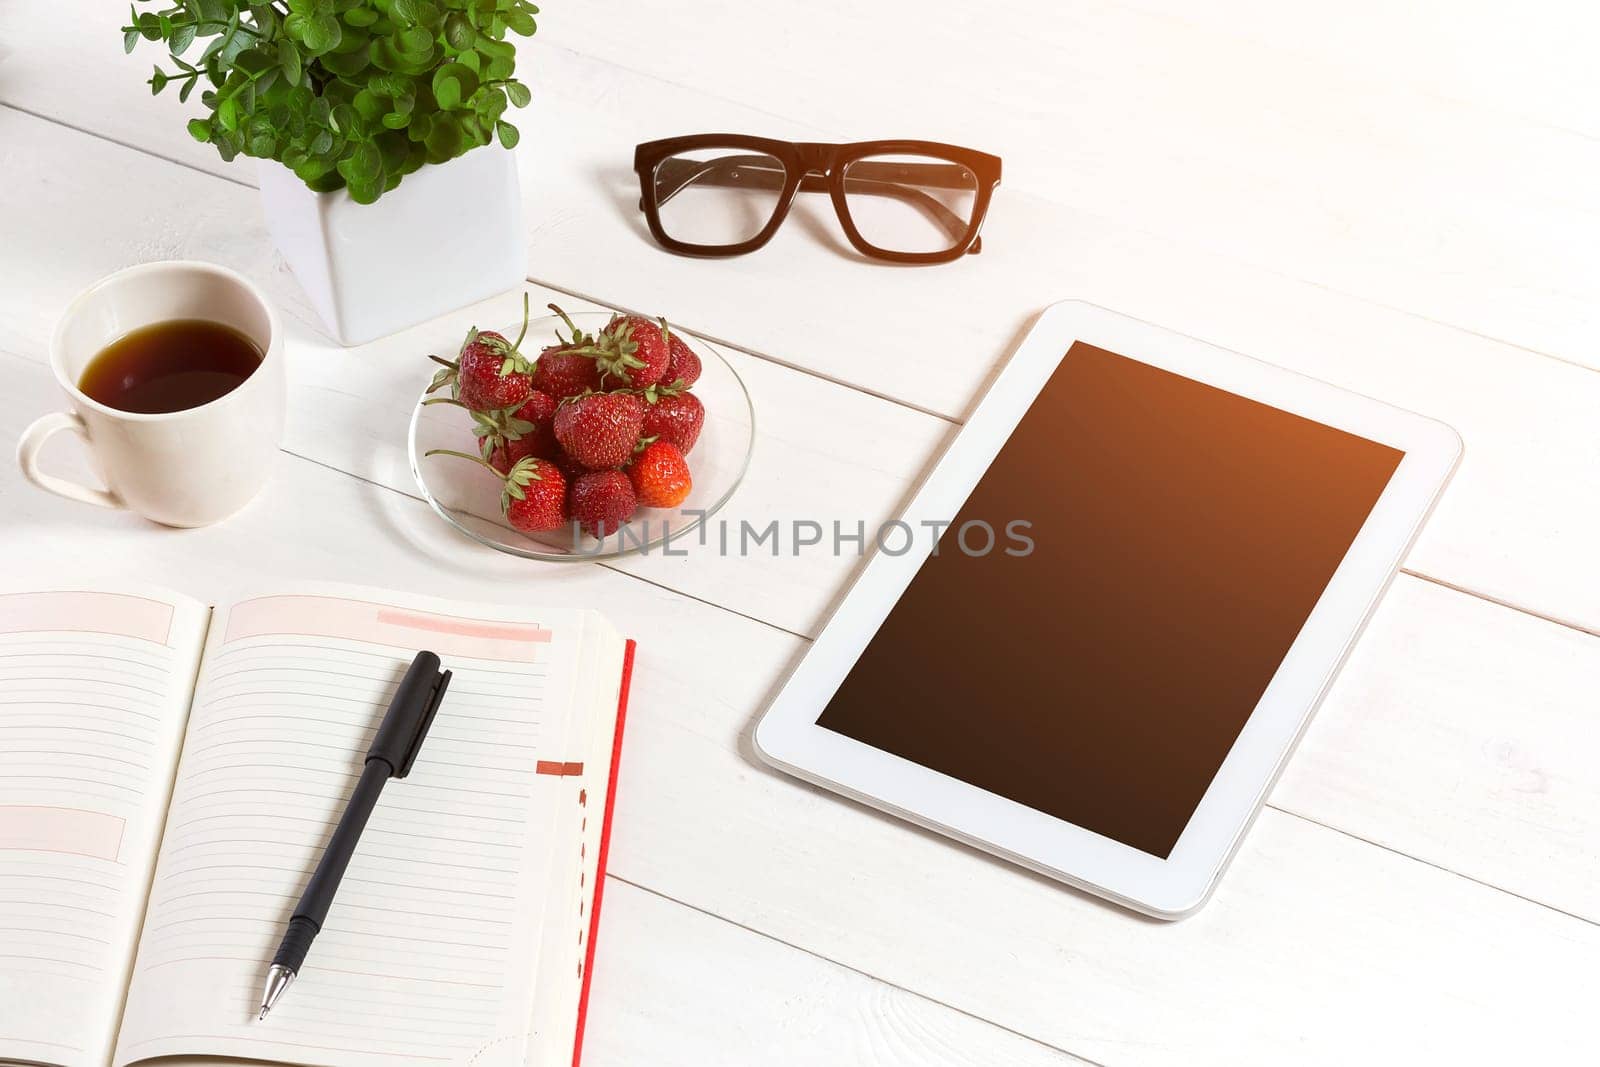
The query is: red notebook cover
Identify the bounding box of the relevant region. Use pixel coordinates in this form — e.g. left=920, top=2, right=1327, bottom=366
left=571, top=638, right=635, bottom=1067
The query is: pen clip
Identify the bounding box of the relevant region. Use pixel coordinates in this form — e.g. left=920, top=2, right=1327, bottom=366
left=396, top=668, right=450, bottom=779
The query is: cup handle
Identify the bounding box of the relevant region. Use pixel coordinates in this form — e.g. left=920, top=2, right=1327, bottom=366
left=16, top=411, right=124, bottom=510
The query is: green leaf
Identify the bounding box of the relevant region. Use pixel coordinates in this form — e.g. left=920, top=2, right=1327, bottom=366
left=495, top=120, right=519, bottom=149
left=170, top=19, right=198, bottom=55
left=424, top=116, right=464, bottom=159
left=353, top=88, right=384, bottom=121
left=217, top=95, right=241, bottom=131
left=321, top=45, right=371, bottom=77
left=187, top=118, right=212, bottom=142
left=343, top=141, right=383, bottom=181
left=150, top=67, right=169, bottom=94
left=301, top=14, right=342, bottom=52
left=178, top=76, right=198, bottom=103
left=443, top=12, right=475, bottom=49
left=504, top=80, right=530, bottom=107
left=433, top=74, right=461, bottom=111
left=347, top=178, right=382, bottom=205
left=123, top=26, right=140, bottom=53
left=477, top=89, right=507, bottom=124
left=278, top=39, right=302, bottom=85
left=398, top=26, right=434, bottom=54
left=343, top=8, right=379, bottom=27
left=432, top=62, right=479, bottom=108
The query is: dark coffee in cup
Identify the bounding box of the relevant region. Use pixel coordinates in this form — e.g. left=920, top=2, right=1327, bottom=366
left=78, top=319, right=263, bottom=414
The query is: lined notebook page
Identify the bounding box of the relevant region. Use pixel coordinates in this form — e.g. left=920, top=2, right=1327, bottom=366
left=0, top=589, right=209, bottom=1067
left=115, top=592, right=594, bottom=1067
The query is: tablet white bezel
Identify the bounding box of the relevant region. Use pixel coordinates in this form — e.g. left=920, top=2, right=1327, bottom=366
left=753, top=300, right=1461, bottom=918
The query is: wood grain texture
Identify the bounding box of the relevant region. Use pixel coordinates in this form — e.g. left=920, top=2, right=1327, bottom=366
left=590, top=881, right=1085, bottom=1066
left=3, top=98, right=1600, bottom=644
left=3, top=4, right=1600, bottom=1061
left=3, top=352, right=1597, bottom=1063
left=538, top=0, right=1600, bottom=371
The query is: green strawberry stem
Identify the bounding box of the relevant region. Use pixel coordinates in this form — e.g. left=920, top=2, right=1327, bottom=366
left=421, top=395, right=466, bottom=407
left=425, top=448, right=500, bottom=475
left=510, top=291, right=531, bottom=354
left=547, top=303, right=593, bottom=347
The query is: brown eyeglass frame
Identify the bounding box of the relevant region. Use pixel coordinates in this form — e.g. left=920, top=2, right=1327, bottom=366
left=634, top=135, right=1002, bottom=265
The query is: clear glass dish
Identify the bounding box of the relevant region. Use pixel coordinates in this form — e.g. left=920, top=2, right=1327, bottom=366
left=408, top=312, right=754, bottom=561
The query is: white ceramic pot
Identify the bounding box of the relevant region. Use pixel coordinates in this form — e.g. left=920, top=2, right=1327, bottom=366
left=258, top=146, right=527, bottom=346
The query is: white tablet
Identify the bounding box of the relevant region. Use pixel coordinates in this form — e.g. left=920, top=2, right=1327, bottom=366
left=755, top=300, right=1461, bottom=918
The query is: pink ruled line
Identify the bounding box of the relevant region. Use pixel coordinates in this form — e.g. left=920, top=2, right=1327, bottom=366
left=224, top=595, right=552, bottom=663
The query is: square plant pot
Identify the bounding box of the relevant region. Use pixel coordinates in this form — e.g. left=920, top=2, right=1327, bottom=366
left=259, top=146, right=526, bottom=346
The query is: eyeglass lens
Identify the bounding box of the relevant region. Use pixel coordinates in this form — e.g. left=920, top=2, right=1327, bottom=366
left=652, top=148, right=789, bottom=247
left=840, top=153, right=979, bottom=255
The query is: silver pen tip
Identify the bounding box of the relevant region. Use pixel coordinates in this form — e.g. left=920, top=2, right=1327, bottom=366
left=257, top=963, right=294, bottom=1022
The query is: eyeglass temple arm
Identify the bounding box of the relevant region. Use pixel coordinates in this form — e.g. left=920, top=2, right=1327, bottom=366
left=647, top=156, right=983, bottom=253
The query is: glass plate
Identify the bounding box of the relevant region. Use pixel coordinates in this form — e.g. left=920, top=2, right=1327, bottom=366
left=408, top=312, right=754, bottom=561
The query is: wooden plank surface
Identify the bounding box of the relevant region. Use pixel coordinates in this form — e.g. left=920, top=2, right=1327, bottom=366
left=4, top=343, right=1597, bottom=1062
left=2, top=2, right=1598, bottom=1063
left=5, top=26, right=1599, bottom=638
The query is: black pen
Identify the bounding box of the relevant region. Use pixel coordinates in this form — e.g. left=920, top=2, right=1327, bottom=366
left=257, top=651, right=452, bottom=1020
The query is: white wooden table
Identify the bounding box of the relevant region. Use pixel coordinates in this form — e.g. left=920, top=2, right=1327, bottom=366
left=3, top=3, right=1598, bottom=1063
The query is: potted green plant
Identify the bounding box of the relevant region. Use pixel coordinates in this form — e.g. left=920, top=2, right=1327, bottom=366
left=125, top=0, right=540, bottom=344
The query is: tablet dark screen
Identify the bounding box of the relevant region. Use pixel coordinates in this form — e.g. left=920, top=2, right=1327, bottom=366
left=815, top=342, right=1405, bottom=858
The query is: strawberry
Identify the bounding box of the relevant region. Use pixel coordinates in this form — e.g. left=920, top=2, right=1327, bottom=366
left=478, top=432, right=541, bottom=474
left=661, top=325, right=702, bottom=388
left=628, top=440, right=693, bottom=508
left=586, top=315, right=670, bottom=389
left=491, top=390, right=559, bottom=459
left=553, top=391, right=646, bottom=470
left=569, top=469, right=637, bottom=537
left=640, top=389, right=704, bottom=454
left=428, top=294, right=534, bottom=412
left=532, top=304, right=602, bottom=399
left=531, top=344, right=600, bottom=399
left=425, top=450, right=568, bottom=533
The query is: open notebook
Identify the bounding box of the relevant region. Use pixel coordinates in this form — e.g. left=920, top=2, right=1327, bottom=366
left=0, top=584, right=634, bottom=1067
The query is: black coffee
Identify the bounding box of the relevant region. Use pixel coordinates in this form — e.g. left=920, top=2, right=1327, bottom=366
left=79, top=319, right=263, bottom=414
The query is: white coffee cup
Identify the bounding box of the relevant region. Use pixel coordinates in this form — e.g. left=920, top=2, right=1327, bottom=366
left=16, top=261, right=286, bottom=528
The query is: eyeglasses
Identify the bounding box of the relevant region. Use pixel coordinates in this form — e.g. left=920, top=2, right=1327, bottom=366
left=633, top=135, right=1002, bottom=264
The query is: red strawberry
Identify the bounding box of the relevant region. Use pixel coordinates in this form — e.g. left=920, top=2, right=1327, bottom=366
left=662, top=326, right=702, bottom=388
left=553, top=391, right=646, bottom=469
left=478, top=432, right=540, bottom=474
left=425, top=450, right=568, bottom=533
left=452, top=390, right=558, bottom=472
left=531, top=345, right=600, bottom=399
left=640, top=389, right=704, bottom=454
left=588, top=315, right=670, bottom=389
left=501, top=390, right=559, bottom=457
left=628, top=440, right=693, bottom=508
left=569, top=469, right=637, bottom=537
left=427, top=295, right=535, bottom=412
